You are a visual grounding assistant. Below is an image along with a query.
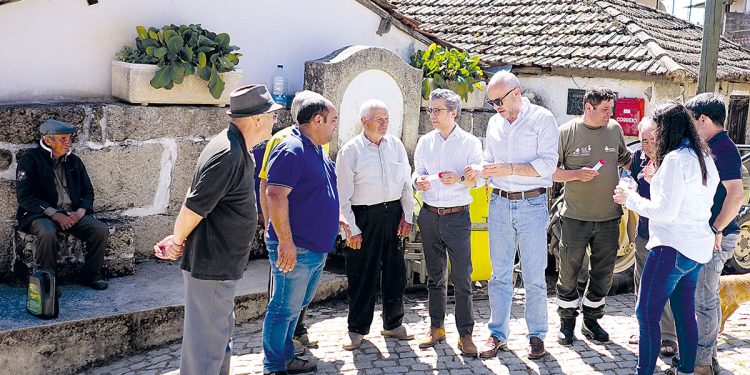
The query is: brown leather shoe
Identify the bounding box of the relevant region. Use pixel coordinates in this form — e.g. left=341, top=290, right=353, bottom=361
left=479, top=336, right=507, bottom=358
left=458, top=334, right=478, bottom=357
left=528, top=336, right=546, bottom=360
left=418, top=327, right=446, bottom=349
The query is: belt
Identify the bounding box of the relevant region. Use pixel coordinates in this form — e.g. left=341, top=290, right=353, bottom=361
left=423, top=203, right=468, bottom=215
left=352, top=199, right=400, bottom=211
left=492, top=187, right=546, bottom=201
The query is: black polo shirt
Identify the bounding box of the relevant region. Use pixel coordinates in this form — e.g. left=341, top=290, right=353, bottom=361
left=180, top=123, right=258, bottom=280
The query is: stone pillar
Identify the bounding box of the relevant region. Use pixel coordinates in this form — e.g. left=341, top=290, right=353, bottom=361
left=304, top=45, right=422, bottom=158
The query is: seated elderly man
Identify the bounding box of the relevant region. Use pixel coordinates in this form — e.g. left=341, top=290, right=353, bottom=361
left=16, top=119, right=109, bottom=290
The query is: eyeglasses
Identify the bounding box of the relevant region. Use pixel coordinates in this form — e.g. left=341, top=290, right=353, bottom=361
left=486, top=87, right=518, bottom=107
left=427, top=108, right=450, bottom=115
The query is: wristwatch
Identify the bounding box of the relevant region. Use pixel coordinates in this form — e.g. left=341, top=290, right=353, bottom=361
left=711, top=225, right=720, bottom=235
left=459, top=175, right=466, bottom=183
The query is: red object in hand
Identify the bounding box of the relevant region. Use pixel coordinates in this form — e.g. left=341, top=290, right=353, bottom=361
left=438, top=172, right=444, bottom=178
left=592, top=159, right=607, bottom=171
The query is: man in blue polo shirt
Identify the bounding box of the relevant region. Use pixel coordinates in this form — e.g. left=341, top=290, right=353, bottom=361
left=262, top=95, right=348, bottom=375
left=686, top=93, right=745, bottom=375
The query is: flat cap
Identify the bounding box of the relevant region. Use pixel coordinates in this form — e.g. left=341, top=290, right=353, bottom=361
left=40, top=119, right=76, bottom=135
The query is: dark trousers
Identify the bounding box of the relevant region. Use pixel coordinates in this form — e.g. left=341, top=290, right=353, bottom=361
left=556, top=216, right=619, bottom=320
left=346, top=200, right=405, bottom=335
left=29, top=215, right=109, bottom=281
left=418, top=208, right=474, bottom=336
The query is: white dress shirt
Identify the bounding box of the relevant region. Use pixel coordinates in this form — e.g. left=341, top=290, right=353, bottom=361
left=483, top=97, right=560, bottom=191
left=336, top=133, right=414, bottom=237
left=412, top=124, right=483, bottom=207
left=625, top=146, right=719, bottom=263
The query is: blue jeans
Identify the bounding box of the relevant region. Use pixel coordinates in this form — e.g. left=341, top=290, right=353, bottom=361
left=487, top=193, right=548, bottom=340
left=262, top=241, right=327, bottom=373
left=696, top=233, right=738, bottom=365
left=636, top=246, right=703, bottom=375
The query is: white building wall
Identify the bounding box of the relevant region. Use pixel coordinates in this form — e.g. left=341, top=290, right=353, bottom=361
left=519, top=75, right=691, bottom=126
left=0, top=0, right=427, bottom=102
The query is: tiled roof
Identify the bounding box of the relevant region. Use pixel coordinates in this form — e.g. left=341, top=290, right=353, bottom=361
left=389, top=0, right=750, bottom=81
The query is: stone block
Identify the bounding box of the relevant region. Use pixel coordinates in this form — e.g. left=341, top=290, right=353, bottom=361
left=111, top=61, right=243, bottom=107
left=0, top=221, right=16, bottom=281
left=0, top=150, right=11, bottom=171
left=457, top=110, right=493, bottom=138
left=78, top=143, right=163, bottom=212
left=168, top=140, right=208, bottom=214
left=11, top=216, right=135, bottom=281
left=129, top=215, right=175, bottom=261
left=0, top=103, right=100, bottom=144
left=0, top=180, right=17, bottom=221
left=102, top=104, right=228, bottom=142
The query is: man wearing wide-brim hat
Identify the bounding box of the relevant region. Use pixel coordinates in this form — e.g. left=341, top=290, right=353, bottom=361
left=154, top=84, right=280, bottom=375
left=16, top=119, right=110, bottom=290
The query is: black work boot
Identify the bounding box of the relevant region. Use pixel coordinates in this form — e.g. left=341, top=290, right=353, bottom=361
left=557, top=319, right=576, bottom=346
left=582, top=318, right=610, bottom=343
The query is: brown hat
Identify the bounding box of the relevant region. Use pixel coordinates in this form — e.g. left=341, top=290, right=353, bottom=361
left=226, top=84, right=283, bottom=118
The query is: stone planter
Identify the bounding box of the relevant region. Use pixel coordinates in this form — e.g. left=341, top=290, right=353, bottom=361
left=421, top=80, right=487, bottom=110
left=111, top=61, right=243, bottom=106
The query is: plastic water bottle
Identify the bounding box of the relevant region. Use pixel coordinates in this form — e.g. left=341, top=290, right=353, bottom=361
left=270, top=65, right=288, bottom=107
left=618, top=169, right=637, bottom=191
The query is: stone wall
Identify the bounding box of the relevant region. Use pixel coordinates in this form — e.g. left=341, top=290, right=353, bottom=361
left=726, top=12, right=750, bottom=50
left=0, top=100, right=493, bottom=280
left=0, top=102, right=296, bottom=280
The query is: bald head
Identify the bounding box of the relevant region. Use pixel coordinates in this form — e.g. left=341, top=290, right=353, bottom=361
left=488, top=71, right=520, bottom=90
left=487, top=71, right=523, bottom=122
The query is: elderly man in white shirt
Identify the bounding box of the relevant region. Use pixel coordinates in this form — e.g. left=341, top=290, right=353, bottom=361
left=413, top=89, right=483, bottom=357
left=336, top=99, right=414, bottom=351
left=465, top=72, right=559, bottom=360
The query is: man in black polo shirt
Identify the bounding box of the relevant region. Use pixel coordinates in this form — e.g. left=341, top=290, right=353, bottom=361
left=686, top=93, right=745, bottom=375
left=154, top=85, right=280, bottom=375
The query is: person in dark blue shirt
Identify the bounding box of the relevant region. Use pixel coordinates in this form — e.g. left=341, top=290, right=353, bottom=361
left=686, top=93, right=745, bottom=375
left=262, top=95, right=350, bottom=375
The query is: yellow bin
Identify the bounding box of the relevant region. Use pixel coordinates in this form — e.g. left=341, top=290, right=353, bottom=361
left=468, top=188, right=491, bottom=281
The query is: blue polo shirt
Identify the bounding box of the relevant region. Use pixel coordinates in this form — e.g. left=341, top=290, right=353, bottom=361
left=708, top=131, right=742, bottom=235
left=630, top=148, right=651, bottom=239
left=266, top=126, right=339, bottom=253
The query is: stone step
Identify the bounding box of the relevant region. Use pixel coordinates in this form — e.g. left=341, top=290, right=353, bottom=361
left=11, top=215, right=136, bottom=282
left=0, top=259, right=347, bottom=375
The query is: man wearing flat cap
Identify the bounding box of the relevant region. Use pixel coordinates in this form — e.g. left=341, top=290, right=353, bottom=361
left=154, top=84, right=280, bottom=375
left=16, top=119, right=109, bottom=290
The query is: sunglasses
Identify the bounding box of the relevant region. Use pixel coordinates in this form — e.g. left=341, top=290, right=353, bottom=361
left=486, top=87, right=518, bottom=107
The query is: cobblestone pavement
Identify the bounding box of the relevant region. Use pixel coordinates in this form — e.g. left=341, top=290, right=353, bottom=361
left=84, top=290, right=750, bottom=375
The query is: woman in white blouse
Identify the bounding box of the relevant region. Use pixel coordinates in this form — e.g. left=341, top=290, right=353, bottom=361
left=613, top=101, right=719, bottom=375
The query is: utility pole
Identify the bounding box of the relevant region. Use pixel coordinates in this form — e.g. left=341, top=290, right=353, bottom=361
left=697, top=0, right=725, bottom=93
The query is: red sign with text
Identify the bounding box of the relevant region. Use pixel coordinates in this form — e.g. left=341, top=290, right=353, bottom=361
left=615, top=97, right=645, bottom=136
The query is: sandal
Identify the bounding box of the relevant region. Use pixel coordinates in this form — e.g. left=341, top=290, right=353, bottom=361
left=628, top=334, right=638, bottom=344
left=660, top=339, right=678, bottom=357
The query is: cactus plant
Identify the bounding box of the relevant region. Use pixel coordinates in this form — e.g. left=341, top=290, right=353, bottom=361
left=116, top=24, right=241, bottom=99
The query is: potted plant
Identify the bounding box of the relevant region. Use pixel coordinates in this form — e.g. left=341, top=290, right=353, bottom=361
left=411, top=43, right=486, bottom=109
left=112, top=24, right=243, bottom=106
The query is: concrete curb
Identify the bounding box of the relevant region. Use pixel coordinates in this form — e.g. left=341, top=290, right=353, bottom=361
left=0, top=275, right=347, bottom=375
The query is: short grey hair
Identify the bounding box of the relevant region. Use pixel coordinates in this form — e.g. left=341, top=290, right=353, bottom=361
left=291, top=90, right=324, bottom=124
left=359, top=99, right=388, bottom=120
left=637, top=116, right=654, bottom=133
left=488, top=71, right=520, bottom=89
left=429, top=89, right=461, bottom=117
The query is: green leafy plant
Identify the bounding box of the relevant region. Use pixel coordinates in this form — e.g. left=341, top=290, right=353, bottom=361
left=411, top=43, right=484, bottom=102
left=116, top=24, right=241, bottom=99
